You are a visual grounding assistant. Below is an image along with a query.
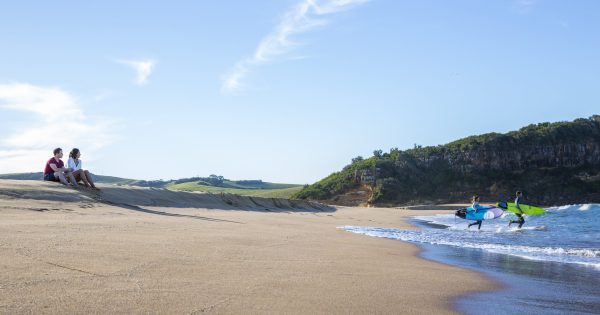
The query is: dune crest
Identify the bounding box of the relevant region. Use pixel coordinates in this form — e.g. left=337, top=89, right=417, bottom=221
left=0, top=179, right=333, bottom=212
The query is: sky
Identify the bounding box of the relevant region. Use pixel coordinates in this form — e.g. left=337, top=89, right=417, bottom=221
left=0, top=0, right=599, bottom=184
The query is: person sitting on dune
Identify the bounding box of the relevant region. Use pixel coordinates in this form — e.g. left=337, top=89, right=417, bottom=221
left=67, top=148, right=98, bottom=190
left=43, top=147, right=79, bottom=188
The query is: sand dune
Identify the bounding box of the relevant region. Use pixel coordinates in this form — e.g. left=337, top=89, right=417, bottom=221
left=0, top=180, right=495, bottom=314
left=0, top=180, right=332, bottom=212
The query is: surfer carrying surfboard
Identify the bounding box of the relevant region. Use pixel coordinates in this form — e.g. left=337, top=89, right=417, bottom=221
left=508, top=191, right=525, bottom=228
left=468, top=195, right=484, bottom=230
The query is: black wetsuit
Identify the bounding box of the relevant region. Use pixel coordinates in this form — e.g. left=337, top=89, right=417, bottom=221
left=467, top=202, right=483, bottom=230
left=509, top=196, right=525, bottom=228
left=468, top=220, right=482, bottom=230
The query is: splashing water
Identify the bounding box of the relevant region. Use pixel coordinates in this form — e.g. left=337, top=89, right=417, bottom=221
left=342, top=204, right=600, bottom=268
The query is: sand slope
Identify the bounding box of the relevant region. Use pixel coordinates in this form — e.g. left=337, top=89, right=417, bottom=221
left=0, top=180, right=495, bottom=314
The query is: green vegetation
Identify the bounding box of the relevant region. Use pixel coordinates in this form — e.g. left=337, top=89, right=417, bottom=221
left=166, top=182, right=303, bottom=198
left=294, top=157, right=376, bottom=200
left=164, top=175, right=302, bottom=198
left=295, top=116, right=600, bottom=206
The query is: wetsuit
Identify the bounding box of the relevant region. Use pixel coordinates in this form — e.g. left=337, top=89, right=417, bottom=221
left=467, top=202, right=483, bottom=230
left=509, top=196, right=525, bottom=228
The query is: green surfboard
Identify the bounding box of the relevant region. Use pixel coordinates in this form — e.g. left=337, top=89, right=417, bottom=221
left=497, top=202, right=545, bottom=215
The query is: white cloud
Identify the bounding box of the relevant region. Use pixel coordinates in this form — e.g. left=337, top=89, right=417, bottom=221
left=0, top=83, right=83, bottom=121
left=515, top=0, right=539, bottom=14
left=222, top=62, right=249, bottom=92
left=0, top=83, right=114, bottom=174
left=221, top=0, right=369, bottom=93
left=116, top=59, right=157, bottom=86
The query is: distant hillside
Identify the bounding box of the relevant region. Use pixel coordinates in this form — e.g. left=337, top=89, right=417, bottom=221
left=163, top=176, right=302, bottom=198
left=0, top=173, right=302, bottom=199
left=166, top=182, right=303, bottom=198
left=294, top=116, right=600, bottom=206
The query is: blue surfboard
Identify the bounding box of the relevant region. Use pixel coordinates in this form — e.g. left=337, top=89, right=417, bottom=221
left=456, top=206, right=504, bottom=220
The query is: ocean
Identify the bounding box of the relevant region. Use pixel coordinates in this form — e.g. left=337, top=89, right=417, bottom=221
left=342, top=204, right=600, bottom=314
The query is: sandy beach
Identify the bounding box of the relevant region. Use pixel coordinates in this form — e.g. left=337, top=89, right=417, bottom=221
left=0, top=180, right=496, bottom=314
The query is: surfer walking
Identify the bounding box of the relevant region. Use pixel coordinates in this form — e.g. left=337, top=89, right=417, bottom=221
left=468, top=195, right=483, bottom=230
left=509, top=191, right=525, bottom=228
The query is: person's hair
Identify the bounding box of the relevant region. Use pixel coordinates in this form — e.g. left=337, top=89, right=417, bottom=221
left=472, top=195, right=480, bottom=201
left=516, top=190, right=522, bottom=196
left=69, top=148, right=80, bottom=159
left=53, top=148, right=62, bottom=155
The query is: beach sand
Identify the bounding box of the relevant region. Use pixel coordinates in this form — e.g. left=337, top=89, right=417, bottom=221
left=0, top=180, right=496, bottom=314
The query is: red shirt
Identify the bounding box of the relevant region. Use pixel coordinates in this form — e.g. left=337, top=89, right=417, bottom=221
left=43, top=157, right=64, bottom=175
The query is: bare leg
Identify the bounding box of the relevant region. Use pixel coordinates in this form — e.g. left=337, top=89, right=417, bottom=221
left=55, top=172, right=69, bottom=185
left=66, top=172, right=79, bottom=187
left=80, top=172, right=91, bottom=187
left=84, top=170, right=97, bottom=189
left=74, top=170, right=91, bottom=187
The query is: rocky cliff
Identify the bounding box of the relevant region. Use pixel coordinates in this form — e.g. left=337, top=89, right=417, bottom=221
left=295, top=116, right=600, bottom=206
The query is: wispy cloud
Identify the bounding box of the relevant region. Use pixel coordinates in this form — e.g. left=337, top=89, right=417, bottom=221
left=116, top=59, right=157, bottom=86
left=515, top=0, right=539, bottom=14
left=221, top=0, right=369, bottom=93
left=0, top=83, right=114, bottom=173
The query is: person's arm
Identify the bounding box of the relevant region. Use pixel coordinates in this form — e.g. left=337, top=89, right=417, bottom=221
left=50, top=162, right=71, bottom=173
left=515, top=198, right=523, bottom=214
left=67, top=159, right=76, bottom=171
left=49, top=163, right=67, bottom=172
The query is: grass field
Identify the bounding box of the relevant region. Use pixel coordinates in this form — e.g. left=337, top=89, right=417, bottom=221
left=166, top=182, right=304, bottom=199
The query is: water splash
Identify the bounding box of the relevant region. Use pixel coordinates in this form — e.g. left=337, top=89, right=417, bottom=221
left=341, top=204, right=600, bottom=268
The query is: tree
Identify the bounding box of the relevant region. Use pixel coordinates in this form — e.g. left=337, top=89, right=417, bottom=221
left=373, top=150, right=383, bottom=158
left=351, top=156, right=364, bottom=164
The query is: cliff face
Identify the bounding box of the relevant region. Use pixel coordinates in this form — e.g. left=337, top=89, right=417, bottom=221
left=296, top=116, right=600, bottom=206
left=409, top=142, right=600, bottom=173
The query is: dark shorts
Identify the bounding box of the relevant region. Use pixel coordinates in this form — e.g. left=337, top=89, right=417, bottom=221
left=43, top=173, right=58, bottom=182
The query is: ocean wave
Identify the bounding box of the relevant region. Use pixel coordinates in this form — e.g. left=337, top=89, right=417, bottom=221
left=546, top=203, right=599, bottom=212
left=341, top=225, right=600, bottom=268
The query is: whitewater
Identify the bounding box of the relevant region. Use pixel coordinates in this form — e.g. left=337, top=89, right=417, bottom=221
left=342, top=204, right=600, bottom=268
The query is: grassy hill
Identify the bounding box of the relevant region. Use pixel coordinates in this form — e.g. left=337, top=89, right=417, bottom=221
left=164, top=176, right=303, bottom=198
left=294, top=116, right=600, bottom=206
left=166, top=182, right=303, bottom=198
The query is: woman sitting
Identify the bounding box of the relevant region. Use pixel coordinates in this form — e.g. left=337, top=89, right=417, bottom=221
left=68, top=148, right=99, bottom=190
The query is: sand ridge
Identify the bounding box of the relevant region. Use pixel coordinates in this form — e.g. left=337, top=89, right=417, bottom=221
left=0, top=180, right=496, bottom=314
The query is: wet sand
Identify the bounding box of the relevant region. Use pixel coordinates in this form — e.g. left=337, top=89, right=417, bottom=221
left=0, top=180, right=496, bottom=314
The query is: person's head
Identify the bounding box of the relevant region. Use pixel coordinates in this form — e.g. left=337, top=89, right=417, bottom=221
left=69, top=148, right=80, bottom=159
left=516, top=191, right=522, bottom=197
left=472, top=195, right=480, bottom=202
left=53, top=148, right=63, bottom=158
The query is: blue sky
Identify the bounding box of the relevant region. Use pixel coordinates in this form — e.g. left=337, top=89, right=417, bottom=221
left=0, top=0, right=598, bottom=183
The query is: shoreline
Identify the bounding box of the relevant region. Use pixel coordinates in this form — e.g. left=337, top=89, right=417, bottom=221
left=402, top=214, right=600, bottom=314
left=1, top=180, right=496, bottom=314
left=405, top=218, right=506, bottom=313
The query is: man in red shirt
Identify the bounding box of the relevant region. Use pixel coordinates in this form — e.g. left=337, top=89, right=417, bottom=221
left=43, top=148, right=78, bottom=187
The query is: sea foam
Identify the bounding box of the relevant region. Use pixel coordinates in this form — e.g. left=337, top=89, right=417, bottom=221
left=341, top=204, right=600, bottom=268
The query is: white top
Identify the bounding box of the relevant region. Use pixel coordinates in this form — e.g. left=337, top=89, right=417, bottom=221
left=68, top=158, right=82, bottom=171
